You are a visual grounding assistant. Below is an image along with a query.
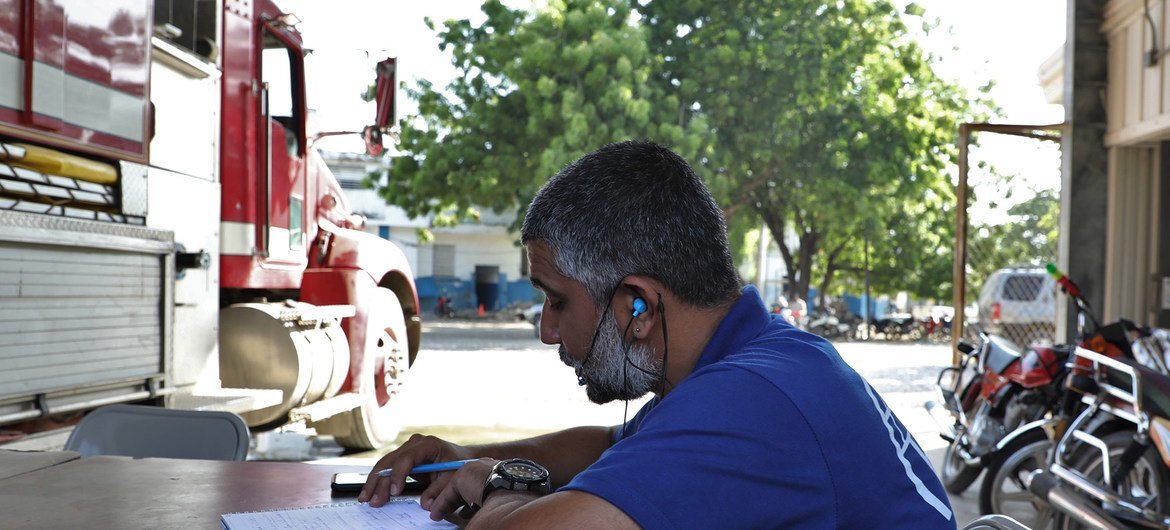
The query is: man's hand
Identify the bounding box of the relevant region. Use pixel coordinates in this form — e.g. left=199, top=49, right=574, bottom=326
left=360, top=433, right=474, bottom=507
left=423, top=458, right=499, bottom=521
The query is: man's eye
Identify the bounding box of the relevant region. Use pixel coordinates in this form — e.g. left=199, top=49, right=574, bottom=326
left=548, top=300, right=564, bottom=310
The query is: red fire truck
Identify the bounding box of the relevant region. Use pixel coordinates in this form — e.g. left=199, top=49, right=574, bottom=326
left=0, top=0, right=419, bottom=449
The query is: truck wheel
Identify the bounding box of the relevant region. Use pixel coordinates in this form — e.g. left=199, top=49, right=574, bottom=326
left=320, top=288, right=409, bottom=450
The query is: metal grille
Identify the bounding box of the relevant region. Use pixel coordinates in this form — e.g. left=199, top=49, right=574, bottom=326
left=119, top=161, right=149, bottom=217
left=0, top=160, right=145, bottom=225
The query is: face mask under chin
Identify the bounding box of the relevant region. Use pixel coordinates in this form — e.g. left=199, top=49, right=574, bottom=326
left=563, top=312, right=661, bottom=404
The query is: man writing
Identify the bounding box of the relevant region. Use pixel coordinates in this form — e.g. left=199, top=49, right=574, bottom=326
left=360, top=141, right=954, bottom=528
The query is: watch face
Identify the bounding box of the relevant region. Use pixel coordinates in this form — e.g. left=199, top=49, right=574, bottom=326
left=501, top=460, right=548, bottom=482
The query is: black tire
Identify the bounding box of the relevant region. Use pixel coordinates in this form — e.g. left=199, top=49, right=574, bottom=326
left=940, top=439, right=983, bottom=494
left=979, top=430, right=1055, bottom=528
left=1052, top=430, right=1170, bottom=529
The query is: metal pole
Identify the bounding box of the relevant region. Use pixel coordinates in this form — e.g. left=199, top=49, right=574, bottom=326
left=864, top=232, right=871, bottom=341
left=952, top=124, right=970, bottom=365
left=757, top=222, right=768, bottom=299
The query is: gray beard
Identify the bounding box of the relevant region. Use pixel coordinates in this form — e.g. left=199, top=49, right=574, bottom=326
left=562, top=312, right=661, bottom=404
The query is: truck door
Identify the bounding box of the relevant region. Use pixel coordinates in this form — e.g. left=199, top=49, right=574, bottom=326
left=256, top=24, right=307, bottom=266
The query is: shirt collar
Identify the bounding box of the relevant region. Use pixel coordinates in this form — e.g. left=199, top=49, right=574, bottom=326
left=691, top=285, right=772, bottom=372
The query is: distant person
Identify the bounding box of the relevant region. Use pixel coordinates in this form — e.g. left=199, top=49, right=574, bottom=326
left=361, top=141, right=954, bottom=528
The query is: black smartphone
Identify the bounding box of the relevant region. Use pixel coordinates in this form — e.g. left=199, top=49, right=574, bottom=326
left=330, top=472, right=423, bottom=494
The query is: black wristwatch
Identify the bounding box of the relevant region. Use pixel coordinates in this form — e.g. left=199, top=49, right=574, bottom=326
left=477, top=458, right=552, bottom=509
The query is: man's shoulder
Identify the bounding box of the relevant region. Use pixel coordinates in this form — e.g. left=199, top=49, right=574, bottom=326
left=711, top=321, right=845, bottom=378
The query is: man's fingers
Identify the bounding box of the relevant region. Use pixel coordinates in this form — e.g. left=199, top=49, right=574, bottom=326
left=363, top=455, right=421, bottom=506
left=426, top=481, right=466, bottom=521
left=418, top=473, right=452, bottom=507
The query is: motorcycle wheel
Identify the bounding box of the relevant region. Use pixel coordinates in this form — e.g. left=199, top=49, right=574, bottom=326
left=979, top=430, right=1055, bottom=528
left=1052, top=431, right=1170, bottom=529
left=940, top=438, right=983, bottom=494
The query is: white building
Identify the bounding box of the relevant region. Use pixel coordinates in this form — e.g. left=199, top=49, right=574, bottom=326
left=321, top=151, right=536, bottom=313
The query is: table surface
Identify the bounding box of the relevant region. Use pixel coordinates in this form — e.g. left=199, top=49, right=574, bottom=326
left=0, top=456, right=389, bottom=528
left=0, top=449, right=78, bottom=480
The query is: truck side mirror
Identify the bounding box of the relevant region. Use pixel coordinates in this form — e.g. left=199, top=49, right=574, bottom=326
left=374, top=58, right=396, bottom=129
left=363, top=57, right=396, bottom=157
left=362, top=126, right=383, bottom=156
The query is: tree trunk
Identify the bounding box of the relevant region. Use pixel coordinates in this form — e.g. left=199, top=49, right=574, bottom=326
left=817, top=241, right=848, bottom=310
left=796, top=231, right=816, bottom=307
left=759, top=206, right=796, bottom=302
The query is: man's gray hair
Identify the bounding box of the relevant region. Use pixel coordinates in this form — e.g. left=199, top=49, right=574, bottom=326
left=521, top=140, right=742, bottom=308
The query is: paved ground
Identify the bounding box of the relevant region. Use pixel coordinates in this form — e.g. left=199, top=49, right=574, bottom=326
left=4, top=318, right=990, bottom=527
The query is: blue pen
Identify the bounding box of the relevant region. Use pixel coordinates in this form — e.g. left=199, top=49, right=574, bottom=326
left=376, top=459, right=477, bottom=477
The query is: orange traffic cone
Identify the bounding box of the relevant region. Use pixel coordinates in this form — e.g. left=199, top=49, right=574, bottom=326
left=478, top=304, right=485, bottom=317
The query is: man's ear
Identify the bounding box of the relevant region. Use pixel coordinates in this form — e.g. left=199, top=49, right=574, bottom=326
left=618, top=276, right=662, bottom=339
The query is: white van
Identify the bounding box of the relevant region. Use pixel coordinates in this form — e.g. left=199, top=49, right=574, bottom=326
left=976, top=267, right=1058, bottom=347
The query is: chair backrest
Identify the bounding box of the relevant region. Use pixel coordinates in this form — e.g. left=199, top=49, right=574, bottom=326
left=64, top=404, right=250, bottom=461
left=961, top=514, right=1031, bottom=530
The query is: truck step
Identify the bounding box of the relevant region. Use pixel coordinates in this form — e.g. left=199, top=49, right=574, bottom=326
left=274, top=300, right=356, bottom=325
left=289, top=393, right=363, bottom=423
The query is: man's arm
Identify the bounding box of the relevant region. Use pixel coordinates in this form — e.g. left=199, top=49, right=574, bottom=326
left=361, top=425, right=614, bottom=506
left=465, top=425, right=614, bottom=487
left=425, top=464, right=637, bottom=529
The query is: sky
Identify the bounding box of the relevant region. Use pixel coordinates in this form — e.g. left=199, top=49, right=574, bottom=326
left=281, top=0, right=1068, bottom=203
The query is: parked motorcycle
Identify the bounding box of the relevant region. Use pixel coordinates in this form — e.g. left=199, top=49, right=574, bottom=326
left=975, top=320, right=1135, bottom=526
left=974, top=263, right=1139, bottom=527
left=925, top=263, right=1109, bottom=500
left=925, top=331, right=1073, bottom=496
left=434, top=295, right=456, bottom=318
left=806, top=311, right=854, bottom=340
left=1027, top=342, right=1170, bottom=529
left=874, top=313, right=921, bottom=340
left=921, top=307, right=953, bottom=342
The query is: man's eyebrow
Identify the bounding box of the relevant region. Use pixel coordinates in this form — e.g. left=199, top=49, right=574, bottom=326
left=529, top=277, right=559, bottom=298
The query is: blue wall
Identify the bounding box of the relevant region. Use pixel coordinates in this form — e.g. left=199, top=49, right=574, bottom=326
left=842, top=295, right=892, bottom=321
left=416, top=273, right=539, bottom=313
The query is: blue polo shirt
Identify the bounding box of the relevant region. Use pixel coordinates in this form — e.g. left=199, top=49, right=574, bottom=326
left=562, top=286, right=953, bottom=529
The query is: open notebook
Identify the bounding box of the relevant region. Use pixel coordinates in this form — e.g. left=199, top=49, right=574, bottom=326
left=221, top=499, right=457, bottom=529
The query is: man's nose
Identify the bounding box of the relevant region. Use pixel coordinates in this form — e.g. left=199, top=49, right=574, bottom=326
left=540, top=312, right=559, bottom=345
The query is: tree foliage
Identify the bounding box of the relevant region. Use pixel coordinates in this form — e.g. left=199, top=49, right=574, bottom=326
left=637, top=0, right=983, bottom=305
left=375, top=0, right=991, bottom=306
left=372, top=0, right=710, bottom=226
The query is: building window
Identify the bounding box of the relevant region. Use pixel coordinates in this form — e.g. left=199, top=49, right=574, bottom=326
left=433, top=244, right=455, bottom=277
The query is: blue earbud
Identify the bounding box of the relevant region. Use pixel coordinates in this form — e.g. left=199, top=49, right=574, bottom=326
left=632, top=297, right=648, bottom=317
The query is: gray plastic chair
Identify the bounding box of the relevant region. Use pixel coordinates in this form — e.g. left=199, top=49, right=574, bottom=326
left=961, top=514, right=1032, bottom=530
left=64, top=404, right=249, bottom=461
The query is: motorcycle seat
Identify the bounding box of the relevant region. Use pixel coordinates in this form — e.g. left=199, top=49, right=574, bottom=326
left=985, top=334, right=1022, bottom=374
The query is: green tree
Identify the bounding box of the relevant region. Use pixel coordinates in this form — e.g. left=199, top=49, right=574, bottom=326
left=637, top=0, right=982, bottom=305
left=372, top=0, right=710, bottom=226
